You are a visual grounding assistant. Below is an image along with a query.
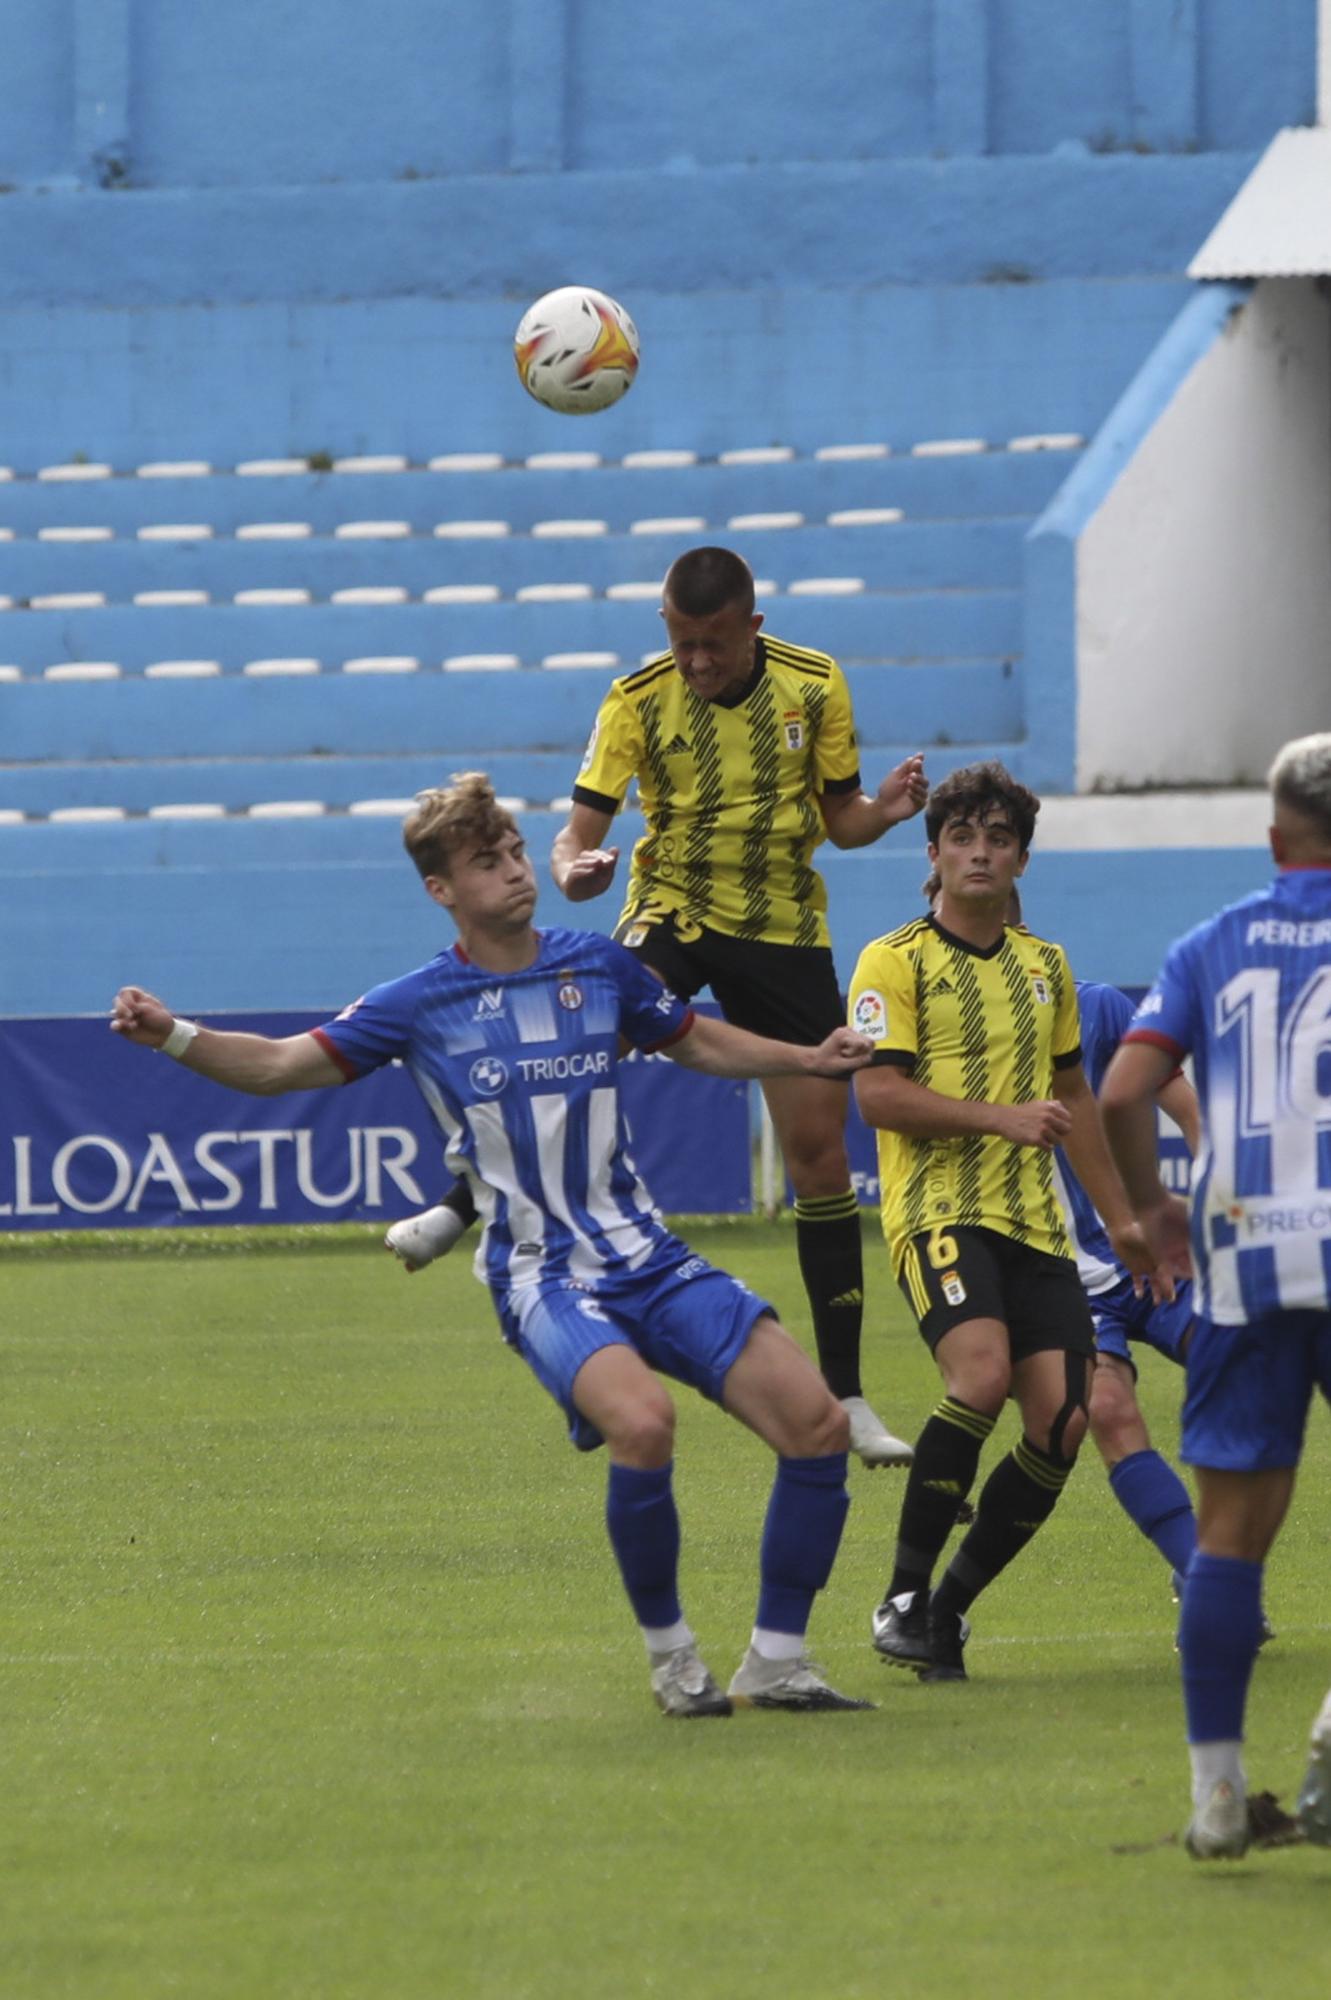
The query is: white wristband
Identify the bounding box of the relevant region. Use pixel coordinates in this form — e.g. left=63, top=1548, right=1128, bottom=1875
left=160, top=1018, right=201, bottom=1060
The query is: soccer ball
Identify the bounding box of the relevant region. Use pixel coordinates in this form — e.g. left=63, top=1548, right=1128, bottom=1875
left=514, top=286, right=640, bottom=415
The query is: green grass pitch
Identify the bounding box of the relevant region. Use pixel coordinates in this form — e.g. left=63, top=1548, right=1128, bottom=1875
left=3, top=1219, right=1329, bottom=1999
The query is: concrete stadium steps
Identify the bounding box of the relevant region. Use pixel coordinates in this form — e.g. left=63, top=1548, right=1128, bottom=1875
left=0, top=659, right=1021, bottom=767
left=0, top=449, right=1077, bottom=538
left=0, top=276, right=1196, bottom=473
left=0, top=591, right=1021, bottom=676
left=0, top=810, right=1273, bottom=1018
left=0, top=517, right=1028, bottom=602
left=0, top=738, right=1027, bottom=818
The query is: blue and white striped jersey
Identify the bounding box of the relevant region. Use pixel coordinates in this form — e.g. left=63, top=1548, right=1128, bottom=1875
left=1053, top=981, right=1136, bottom=1296
left=1125, top=867, right=1331, bottom=1324
left=313, top=926, right=694, bottom=1295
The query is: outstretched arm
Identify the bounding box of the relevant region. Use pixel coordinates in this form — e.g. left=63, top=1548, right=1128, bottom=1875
left=110, top=986, right=346, bottom=1095
left=819, top=753, right=928, bottom=850
left=665, top=1013, right=873, bottom=1080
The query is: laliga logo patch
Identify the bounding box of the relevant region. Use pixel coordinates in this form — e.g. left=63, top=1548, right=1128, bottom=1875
left=557, top=981, right=583, bottom=1011
left=853, top=988, right=887, bottom=1039
left=577, top=719, right=600, bottom=775
left=469, top=1055, right=509, bottom=1096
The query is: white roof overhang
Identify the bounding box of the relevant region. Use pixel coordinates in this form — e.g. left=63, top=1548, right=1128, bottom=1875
left=1190, top=127, right=1331, bottom=279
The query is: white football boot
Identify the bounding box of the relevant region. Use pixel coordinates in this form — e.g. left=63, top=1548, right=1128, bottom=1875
left=1296, top=1689, right=1331, bottom=1846
left=649, top=1643, right=732, bottom=1719
left=384, top=1203, right=467, bottom=1272
left=728, top=1648, right=875, bottom=1712
left=1185, top=1780, right=1250, bottom=1861
left=840, top=1396, right=914, bottom=1468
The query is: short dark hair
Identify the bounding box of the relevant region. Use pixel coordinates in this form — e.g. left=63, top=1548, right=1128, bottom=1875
left=662, top=546, right=755, bottom=619
left=924, top=761, right=1041, bottom=853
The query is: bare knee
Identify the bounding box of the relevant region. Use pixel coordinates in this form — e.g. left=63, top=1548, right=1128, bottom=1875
left=1089, top=1362, right=1149, bottom=1466
left=1049, top=1402, right=1089, bottom=1464
left=805, top=1391, right=851, bottom=1458
left=942, top=1357, right=1010, bottom=1417
left=604, top=1392, right=676, bottom=1468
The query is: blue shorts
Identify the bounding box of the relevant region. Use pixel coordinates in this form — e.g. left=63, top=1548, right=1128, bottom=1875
left=1090, top=1274, right=1195, bottom=1372
left=1181, top=1308, right=1331, bottom=1473
left=495, top=1245, right=774, bottom=1451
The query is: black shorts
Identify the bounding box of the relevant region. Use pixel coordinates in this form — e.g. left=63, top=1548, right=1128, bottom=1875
left=612, top=907, right=844, bottom=1047
left=897, top=1225, right=1096, bottom=1361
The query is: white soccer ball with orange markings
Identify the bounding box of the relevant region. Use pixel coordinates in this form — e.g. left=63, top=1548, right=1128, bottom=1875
left=513, top=286, right=640, bottom=415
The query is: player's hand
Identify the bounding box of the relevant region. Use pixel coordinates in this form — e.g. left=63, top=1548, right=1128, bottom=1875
left=1108, top=1218, right=1181, bottom=1303
left=561, top=846, right=619, bottom=901
left=875, top=753, right=928, bottom=827
left=992, top=1099, right=1073, bottom=1149
left=110, top=985, right=176, bottom=1048
left=1126, top=1194, right=1194, bottom=1300
left=805, top=1027, right=877, bottom=1076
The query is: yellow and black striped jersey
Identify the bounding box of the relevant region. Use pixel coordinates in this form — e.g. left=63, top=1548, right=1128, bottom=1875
left=848, top=916, right=1083, bottom=1271
left=571, top=636, right=861, bottom=947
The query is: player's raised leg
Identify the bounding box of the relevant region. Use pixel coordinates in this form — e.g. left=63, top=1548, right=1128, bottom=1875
left=721, top=1315, right=874, bottom=1710
left=384, top=1178, right=476, bottom=1270
left=762, top=1071, right=913, bottom=1469
left=570, top=1342, right=732, bottom=1719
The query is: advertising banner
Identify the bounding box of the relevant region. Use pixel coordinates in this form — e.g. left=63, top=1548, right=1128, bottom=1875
left=0, top=1014, right=752, bottom=1231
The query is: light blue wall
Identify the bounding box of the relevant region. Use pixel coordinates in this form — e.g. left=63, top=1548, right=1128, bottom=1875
left=0, top=0, right=1315, bottom=190
left=0, top=813, right=1274, bottom=1017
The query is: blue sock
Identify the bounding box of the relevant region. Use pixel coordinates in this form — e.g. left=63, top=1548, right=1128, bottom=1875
left=1108, top=1449, right=1197, bottom=1578
left=605, top=1462, right=681, bottom=1630
left=1180, top=1552, right=1264, bottom=1743
left=755, top=1453, right=850, bottom=1636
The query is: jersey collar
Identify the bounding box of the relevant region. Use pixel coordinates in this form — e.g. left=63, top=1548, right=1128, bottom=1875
left=711, top=637, right=768, bottom=709
left=927, top=913, right=1012, bottom=960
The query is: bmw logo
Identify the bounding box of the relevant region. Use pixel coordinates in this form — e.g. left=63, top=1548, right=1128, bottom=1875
left=469, top=1055, right=509, bottom=1096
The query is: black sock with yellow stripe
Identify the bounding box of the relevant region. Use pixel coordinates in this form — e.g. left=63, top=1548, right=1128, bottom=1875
left=793, top=1190, right=865, bottom=1400
left=930, top=1436, right=1073, bottom=1622
left=886, top=1397, right=995, bottom=1601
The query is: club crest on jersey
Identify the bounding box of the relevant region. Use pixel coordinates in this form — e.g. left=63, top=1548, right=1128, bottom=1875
left=557, top=980, right=583, bottom=1011
left=623, top=923, right=649, bottom=948
left=474, top=986, right=505, bottom=1020
left=469, top=1055, right=508, bottom=1096
left=782, top=711, right=804, bottom=751
left=1030, top=974, right=1051, bottom=1005
left=853, top=988, right=887, bottom=1039
left=941, top=1270, right=967, bottom=1306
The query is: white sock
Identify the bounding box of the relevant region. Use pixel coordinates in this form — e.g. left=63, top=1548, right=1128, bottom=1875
left=750, top=1626, right=806, bottom=1663
left=1190, top=1740, right=1245, bottom=1808
left=642, top=1618, right=692, bottom=1658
